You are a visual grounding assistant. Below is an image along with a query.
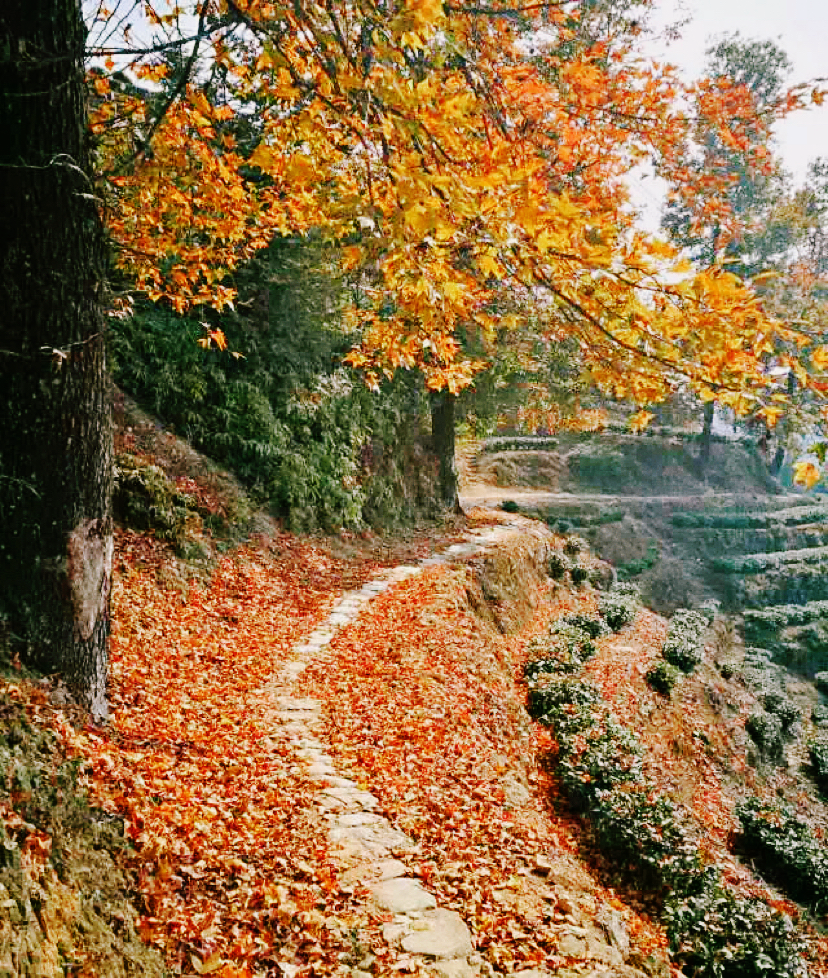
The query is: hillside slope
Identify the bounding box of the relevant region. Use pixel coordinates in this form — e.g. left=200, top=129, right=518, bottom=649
left=2, top=426, right=828, bottom=977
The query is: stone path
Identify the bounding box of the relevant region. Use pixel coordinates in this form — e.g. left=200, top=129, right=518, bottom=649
left=253, top=521, right=538, bottom=978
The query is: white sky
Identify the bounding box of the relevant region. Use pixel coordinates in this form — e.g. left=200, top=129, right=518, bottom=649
left=647, top=0, right=828, bottom=183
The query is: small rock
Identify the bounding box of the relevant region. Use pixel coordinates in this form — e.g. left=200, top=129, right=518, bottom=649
left=596, top=906, right=630, bottom=958
left=319, top=786, right=379, bottom=808
left=555, top=890, right=578, bottom=916
left=400, top=909, right=474, bottom=959
left=430, top=958, right=479, bottom=978
left=369, top=877, right=437, bottom=913
left=382, top=922, right=410, bottom=945
left=340, top=859, right=408, bottom=888
left=557, top=932, right=586, bottom=958
left=585, top=932, right=624, bottom=966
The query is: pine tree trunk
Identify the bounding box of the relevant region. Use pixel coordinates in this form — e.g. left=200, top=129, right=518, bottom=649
left=431, top=391, right=461, bottom=513
left=0, top=0, right=112, bottom=718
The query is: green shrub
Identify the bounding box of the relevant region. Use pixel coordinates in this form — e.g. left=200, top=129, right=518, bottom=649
left=570, top=563, right=590, bottom=585
left=646, top=660, right=681, bottom=696
left=524, top=624, right=596, bottom=679
left=712, top=545, right=828, bottom=576
left=556, top=715, right=644, bottom=808
left=591, top=787, right=700, bottom=891
left=500, top=499, right=520, bottom=513
left=662, top=609, right=707, bottom=673
left=617, top=543, right=660, bottom=581
left=808, top=738, right=828, bottom=792
left=526, top=678, right=602, bottom=727
left=113, top=252, right=439, bottom=532
left=523, top=668, right=808, bottom=977
left=812, top=704, right=828, bottom=726
left=737, top=798, right=828, bottom=911
left=736, top=563, right=828, bottom=609
left=546, top=622, right=598, bottom=657
left=563, top=535, right=587, bottom=556
left=762, top=689, right=800, bottom=729
left=816, top=672, right=828, bottom=694
left=481, top=436, right=559, bottom=453
left=672, top=503, right=828, bottom=530
left=664, top=874, right=806, bottom=978
left=113, top=453, right=196, bottom=546
left=554, top=613, right=610, bottom=639
left=547, top=552, right=572, bottom=580
left=599, top=584, right=640, bottom=631
left=612, top=582, right=642, bottom=600
left=745, top=710, right=785, bottom=763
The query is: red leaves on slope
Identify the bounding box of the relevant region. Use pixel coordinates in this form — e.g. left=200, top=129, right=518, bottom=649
left=298, top=566, right=669, bottom=972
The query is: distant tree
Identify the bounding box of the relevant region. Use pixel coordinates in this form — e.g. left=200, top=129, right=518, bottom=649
left=660, top=34, right=796, bottom=467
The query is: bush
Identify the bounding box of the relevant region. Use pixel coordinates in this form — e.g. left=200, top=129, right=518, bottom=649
left=737, top=798, right=828, bottom=911
left=555, top=613, right=610, bottom=639
left=662, top=609, right=707, bottom=673
left=500, top=499, right=520, bottom=513
left=523, top=670, right=808, bottom=977
left=617, top=543, right=660, bottom=581
left=481, top=436, right=559, bottom=453
left=647, top=660, right=681, bottom=696
left=816, top=672, right=828, bottom=694
left=672, top=503, right=828, bottom=530
left=664, top=874, right=806, bottom=978
left=526, top=678, right=602, bottom=727
left=524, top=624, right=597, bottom=679
left=563, top=535, right=588, bottom=556
left=812, top=704, right=828, bottom=726
left=546, top=622, right=598, bottom=656
left=599, top=584, right=640, bottom=631
left=570, top=563, right=590, bottom=585
left=762, top=689, right=800, bottom=729
left=808, top=738, right=828, bottom=792
left=547, top=552, right=572, bottom=580
left=592, top=787, right=700, bottom=891
left=113, top=453, right=196, bottom=547
left=712, top=545, right=828, bottom=576
left=745, top=710, right=785, bottom=763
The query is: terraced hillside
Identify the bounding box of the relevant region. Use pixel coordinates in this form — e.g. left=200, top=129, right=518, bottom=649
left=464, top=434, right=828, bottom=677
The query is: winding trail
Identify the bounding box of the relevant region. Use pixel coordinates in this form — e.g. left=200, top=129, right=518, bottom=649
left=251, top=519, right=535, bottom=978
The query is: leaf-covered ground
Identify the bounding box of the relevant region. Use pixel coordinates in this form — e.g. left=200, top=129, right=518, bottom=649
left=4, top=506, right=828, bottom=976
left=74, top=519, right=679, bottom=977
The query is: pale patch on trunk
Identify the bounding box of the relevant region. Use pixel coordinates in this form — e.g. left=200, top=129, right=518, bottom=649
left=67, top=518, right=113, bottom=642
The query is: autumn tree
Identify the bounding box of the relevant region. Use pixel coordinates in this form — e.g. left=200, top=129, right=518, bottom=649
left=3, top=0, right=827, bottom=710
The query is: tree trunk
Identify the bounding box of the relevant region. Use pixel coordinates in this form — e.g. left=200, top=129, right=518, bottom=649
left=430, top=391, right=461, bottom=513
left=698, top=400, right=715, bottom=469
left=0, top=0, right=112, bottom=718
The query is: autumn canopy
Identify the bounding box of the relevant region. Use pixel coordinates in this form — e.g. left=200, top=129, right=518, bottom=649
left=86, top=0, right=825, bottom=424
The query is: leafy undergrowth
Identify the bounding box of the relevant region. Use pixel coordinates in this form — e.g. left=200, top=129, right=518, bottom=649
left=577, top=611, right=828, bottom=975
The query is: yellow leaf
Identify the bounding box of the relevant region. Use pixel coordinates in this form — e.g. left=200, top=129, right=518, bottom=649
left=628, top=410, right=654, bottom=433
left=812, top=346, right=828, bottom=371
left=793, top=460, right=821, bottom=489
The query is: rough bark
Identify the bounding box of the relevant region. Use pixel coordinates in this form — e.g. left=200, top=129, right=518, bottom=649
left=430, top=391, right=461, bottom=513
left=0, top=0, right=112, bottom=718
